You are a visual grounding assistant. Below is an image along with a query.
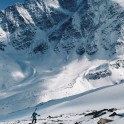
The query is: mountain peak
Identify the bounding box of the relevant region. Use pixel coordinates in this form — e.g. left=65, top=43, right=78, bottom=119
left=0, top=0, right=123, bottom=58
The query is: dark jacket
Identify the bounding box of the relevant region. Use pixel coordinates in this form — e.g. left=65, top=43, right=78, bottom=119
left=32, top=112, right=39, bottom=119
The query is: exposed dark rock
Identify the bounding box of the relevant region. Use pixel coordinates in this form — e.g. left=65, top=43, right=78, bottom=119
left=85, top=109, right=108, bottom=118
left=87, top=69, right=112, bottom=80
left=33, top=42, right=48, bottom=54
left=47, top=115, right=63, bottom=119
left=10, top=28, right=35, bottom=50
left=0, top=0, right=124, bottom=57
left=86, top=44, right=98, bottom=55
left=74, top=122, right=79, bottom=124
left=76, top=45, right=85, bottom=55
left=110, top=60, right=124, bottom=69
left=58, top=0, right=78, bottom=11
left=0, top=42, right=6, bottom=51
left=108, top=108, right=117, bottom=112
left=109, top=112, right=118, bottom=117
left=109, top=112, right=123, bottom=117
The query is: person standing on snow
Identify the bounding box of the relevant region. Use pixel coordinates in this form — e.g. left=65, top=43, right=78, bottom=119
left=32, top=111, right=40, bottom=123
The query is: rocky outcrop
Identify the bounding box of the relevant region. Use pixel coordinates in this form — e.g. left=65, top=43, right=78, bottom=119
left=0, top=42, right=6, bottom=51
left=86, top=69, right=112, bottom=80
left=110, top=59, right=124, bottom=69
left=97, top=118, right=113, bottom=124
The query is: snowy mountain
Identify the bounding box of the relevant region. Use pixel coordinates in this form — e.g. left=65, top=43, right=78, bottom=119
left=0, top=0, right=124, bottom=123
left=0, top=0, right=124, bottom=56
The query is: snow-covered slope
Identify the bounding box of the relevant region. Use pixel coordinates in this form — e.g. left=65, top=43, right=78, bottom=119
left=0, top=53, right=124, bottom=121
left=0, top=80, right=124, bottom=124
left=0, top=0, right=124, bottom=123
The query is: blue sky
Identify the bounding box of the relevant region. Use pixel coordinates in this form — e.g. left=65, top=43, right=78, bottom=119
left=0, top=0, right=24, bottom=10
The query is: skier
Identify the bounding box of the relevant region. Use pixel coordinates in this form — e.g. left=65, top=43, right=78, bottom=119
left=31, top=111, right=40, bottom=123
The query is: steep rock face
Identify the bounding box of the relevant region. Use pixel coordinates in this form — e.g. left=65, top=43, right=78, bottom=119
left=0, top=0, right=124, bottom=57
left=49, top=0, right=124, bottom=56
left=0, top=0, right=69, bottom=52
left=24, top=0, right=68, bottom=30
